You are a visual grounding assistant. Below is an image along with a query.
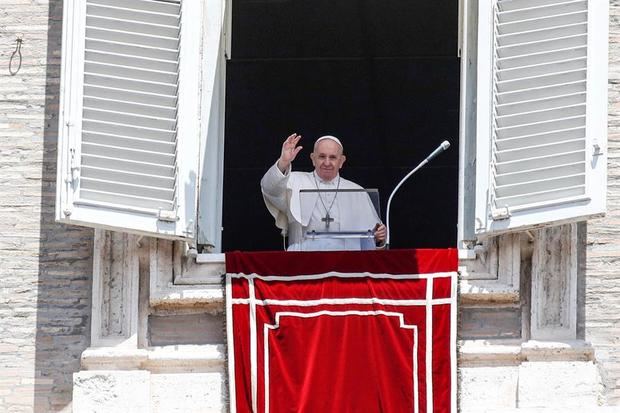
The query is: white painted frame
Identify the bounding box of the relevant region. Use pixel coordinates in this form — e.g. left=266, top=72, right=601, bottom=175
left=56, top=0, right=204, bottom=240
left=457, top=0, right=478, bottom=257
left=474, top=0, right=494, bottom=238
left=197, top=0, right=229, bottom=250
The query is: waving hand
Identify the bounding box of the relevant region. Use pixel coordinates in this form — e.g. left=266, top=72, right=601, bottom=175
left=277, top=133, right=303, bottom=173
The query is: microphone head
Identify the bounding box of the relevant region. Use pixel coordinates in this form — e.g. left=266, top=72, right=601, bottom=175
left=441, top=140, right=450, bottom=150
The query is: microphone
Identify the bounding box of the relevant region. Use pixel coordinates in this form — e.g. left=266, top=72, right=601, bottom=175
left=425, top=140, right=451, bottom=163
left=385, top=140, right=451, bottom=248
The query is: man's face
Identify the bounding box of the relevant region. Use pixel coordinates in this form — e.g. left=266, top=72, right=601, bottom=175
left=310, top=139, right=346, bottom=181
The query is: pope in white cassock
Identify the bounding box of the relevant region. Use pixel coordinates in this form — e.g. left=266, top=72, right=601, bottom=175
left=261, top=133, right=387, bottom=251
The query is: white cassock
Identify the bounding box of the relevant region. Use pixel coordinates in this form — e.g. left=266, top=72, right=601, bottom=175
left=261, top=162, right=381, bottom=251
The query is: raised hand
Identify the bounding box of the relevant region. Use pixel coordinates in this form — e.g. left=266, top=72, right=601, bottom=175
left=277, top=133, right=303, bottom=173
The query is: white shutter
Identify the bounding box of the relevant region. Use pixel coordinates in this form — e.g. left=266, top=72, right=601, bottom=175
left=57, top=0, right=203, bottom=239
left=474, top=0, right=608, bottom=236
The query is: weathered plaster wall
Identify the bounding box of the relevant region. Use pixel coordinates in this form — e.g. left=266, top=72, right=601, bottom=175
left=586, top=0, right=620, bottom=405
left=0, top=1, right=93, bottom=411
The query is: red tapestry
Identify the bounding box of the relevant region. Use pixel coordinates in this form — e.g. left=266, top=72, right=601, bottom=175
left=226, top=249, right=457, bottom=413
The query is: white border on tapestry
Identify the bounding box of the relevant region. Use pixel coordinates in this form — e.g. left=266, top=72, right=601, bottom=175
left=263, top=311, right=420, bottom=413
left=249, top=277, right=258, bottom=413
left=229, top=271, right=455, bottom=281
left=426, top=275, right=434, bottom=413
left=225, top=274, right=237, bottom=413
left=450, top=271, right=457, bottom=413
left=231, top=297, right=454, bottom=306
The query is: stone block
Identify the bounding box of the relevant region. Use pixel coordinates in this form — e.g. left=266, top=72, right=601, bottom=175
left=73, top=371, right=150, bottom=413
left=150, top=373, right=226, bottom=413
left=517, top=361, right=602, bottom=408
left=459, top=366, right=519, bottom=411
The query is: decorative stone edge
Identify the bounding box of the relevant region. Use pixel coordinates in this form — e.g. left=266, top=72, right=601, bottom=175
left=150, top=238, right=225, bottom=309
left=459, top=339, right=595, bottom=367
left=459, top=233, right=521, bottom=304
left=459, top=280, right=520, bottom=304
left=520, top=339, right=595, bottom=362
left=459, top=407, right=619, bottom=413
left=81, top=345, right=226, bottom=373
left=149, top=285, right=224, bottom=310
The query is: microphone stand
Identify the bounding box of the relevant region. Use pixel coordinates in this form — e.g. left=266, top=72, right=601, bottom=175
left=385, top=141, right=450, bottom=248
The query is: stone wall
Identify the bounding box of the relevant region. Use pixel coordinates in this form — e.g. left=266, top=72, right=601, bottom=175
left=0, top=1, right=93, bottom=412
left=586, top=0, right=620, bottom=405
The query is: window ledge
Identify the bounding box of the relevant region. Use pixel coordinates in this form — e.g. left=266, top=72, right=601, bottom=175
left=81, top=345, right=225, bottom=373
left=195, top=253, right=225, bottom=264
left=150, top=285, right=223, bottom=309
left=459, top=278, right=519, bottom=304
left=520, top=340, right=595, bottom=362
left=459, top=339, right=594, bottom=367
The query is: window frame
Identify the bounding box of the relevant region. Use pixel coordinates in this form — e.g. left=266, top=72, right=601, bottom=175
left=196, top=0, right=230, bottom=252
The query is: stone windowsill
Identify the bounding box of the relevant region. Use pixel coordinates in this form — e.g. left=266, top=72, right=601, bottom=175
left=81, top=340, right=594, bottom=373
left=160, top=252, right=519, bottom=305
left=81, top=345, right=226, bottom=373
left=459, top=339, right=595, bottom=367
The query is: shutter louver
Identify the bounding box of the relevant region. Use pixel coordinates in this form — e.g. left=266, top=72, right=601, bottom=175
left=474, top=0, right=607, bottom=235
left=57, top=0, right=204, bottom=239
left=79, top=0, right=182, bottom=213
left=490, top=0, right=588, bottom=214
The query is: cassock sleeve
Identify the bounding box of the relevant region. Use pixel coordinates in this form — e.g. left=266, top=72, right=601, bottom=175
left=260, top=162, right=291, bottom=233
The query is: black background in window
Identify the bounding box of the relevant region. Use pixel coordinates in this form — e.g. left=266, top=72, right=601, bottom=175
left=223, top=0, right=459, bottom=251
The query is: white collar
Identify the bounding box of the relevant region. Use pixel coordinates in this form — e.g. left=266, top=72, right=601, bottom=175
left=313, top=171, right=340, bottom=185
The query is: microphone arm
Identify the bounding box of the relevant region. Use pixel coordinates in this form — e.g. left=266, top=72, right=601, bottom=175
left=385, top=140, right=451, bottom=248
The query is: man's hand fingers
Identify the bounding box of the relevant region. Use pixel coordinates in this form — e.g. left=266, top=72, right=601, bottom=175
left=374, top=223, right=387, bottom=241
left=279, top=134, right=303, bottom=167
left=283, top=134, right=301, bottom=148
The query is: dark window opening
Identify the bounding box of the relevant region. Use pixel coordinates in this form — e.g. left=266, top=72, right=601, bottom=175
left=223, top=0, right=460, bottom=251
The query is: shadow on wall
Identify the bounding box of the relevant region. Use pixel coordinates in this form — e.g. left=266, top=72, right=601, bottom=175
left=34, top=1, right=94, bottom=411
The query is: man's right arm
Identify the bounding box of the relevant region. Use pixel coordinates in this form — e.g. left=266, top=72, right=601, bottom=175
left=261, top=161, right=290, bottom=198
left=261, top=133, right=303, bottom=213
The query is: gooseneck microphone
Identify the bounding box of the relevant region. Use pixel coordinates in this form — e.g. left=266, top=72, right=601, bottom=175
left=425, top=140, right=451, bottom=163
left=385, top=140, right=451, bottom=248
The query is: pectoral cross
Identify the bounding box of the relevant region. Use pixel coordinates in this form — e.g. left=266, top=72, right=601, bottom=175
left=322, top=213, right=334, bottom=229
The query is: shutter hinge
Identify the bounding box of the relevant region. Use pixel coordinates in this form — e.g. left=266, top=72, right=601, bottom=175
left=593, top=143, right=603, bottom=157
left=182, top=219, right=194, bottom=237
left=490, top=205, right=511, bottom=221
left=157, top=209, right=179, bottom=222
left=64, top=146, right=79, bottom=185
